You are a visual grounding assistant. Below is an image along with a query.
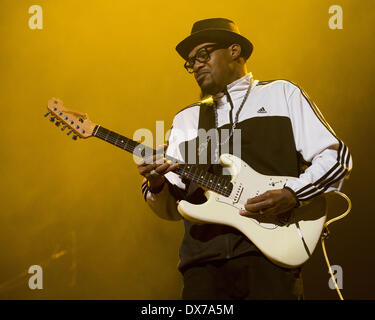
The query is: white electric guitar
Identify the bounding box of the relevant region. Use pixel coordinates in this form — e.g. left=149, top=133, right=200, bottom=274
left=45, top=98, right=327, bottom=268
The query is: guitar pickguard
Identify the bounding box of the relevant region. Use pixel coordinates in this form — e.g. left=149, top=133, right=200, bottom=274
left=214, top=155, right=291, bottom=230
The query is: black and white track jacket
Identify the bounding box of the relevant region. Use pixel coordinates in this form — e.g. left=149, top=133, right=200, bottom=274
left=141, top=73, right=353, bottom=272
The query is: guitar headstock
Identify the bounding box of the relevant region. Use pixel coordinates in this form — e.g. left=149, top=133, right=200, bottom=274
left=45, top=98, right=96, bottom=140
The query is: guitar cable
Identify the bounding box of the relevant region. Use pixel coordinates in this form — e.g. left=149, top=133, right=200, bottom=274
left=320, top=190, right=352, bottom=300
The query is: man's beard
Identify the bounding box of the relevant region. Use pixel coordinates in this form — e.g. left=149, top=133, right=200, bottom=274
left=199, top=79, right=220, bottom=99
left=200, top=89, right=211, bottom=100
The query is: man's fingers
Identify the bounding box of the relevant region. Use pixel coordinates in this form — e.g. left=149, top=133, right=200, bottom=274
left=139, top=163, right=157, bottom=175
left=165, top=162, right=179, bottom=173
left=239, top=200, right=275, bottom=217
left=155, top=161, right=178, bottom=174
left=138, top=153, right=164, bottom=166
left=246, top=192, right=270, bottom=204
left=239, top=206, right=275, bottom=217
left=240, top=189, right=297, bottom=217
left=244, top=200, right=270, bottom=212
left=141, top=159, right=178, bottom=177
left=154, top=162, right=171, bottom=174
left=138, top=144, right=169, bottom=166
left=154, top=145, right=167, bottom=164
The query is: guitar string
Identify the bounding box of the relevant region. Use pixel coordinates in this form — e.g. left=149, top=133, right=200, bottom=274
left=102, top=129, right=232, bottom=193
left=94, top=127, right=232, bottom=196
left=93, top=123, right=229, bottom=191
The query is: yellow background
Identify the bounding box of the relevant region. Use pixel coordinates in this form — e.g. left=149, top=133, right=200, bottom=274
left=0, top=0, right=373, bottom=299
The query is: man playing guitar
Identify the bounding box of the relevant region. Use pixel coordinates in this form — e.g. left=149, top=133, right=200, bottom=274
left=137, top=18, right=352, bottom=300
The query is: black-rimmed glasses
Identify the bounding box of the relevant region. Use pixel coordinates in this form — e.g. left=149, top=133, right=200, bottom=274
left=184, top=43, right=229, bottom=74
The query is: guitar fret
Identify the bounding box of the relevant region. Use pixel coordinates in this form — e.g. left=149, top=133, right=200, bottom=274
left=99, top=128, right=106, bottom=140
left=104, top=129, right=110, bottom=141
left=194, top=168, right=201, bottom=185
left=122, top=138, right=129, bottom=151
left=108, top=131, right=116, bottom=144
left=122, top=137, right=132, bottom=152
left=207, top=173, right=214, bottom=190
left=211, top=174, right=218, bottom=190
left=127, top=140, right=137, bottom=153
left=190, top=165, right=197, bottom=181
left=217, top=177, right=224, bottom=188
left=117, top=137, right=125, bottom=148
left=111, top=132, right=118, bottom=144
left=198, top=169, right=205, bottom=185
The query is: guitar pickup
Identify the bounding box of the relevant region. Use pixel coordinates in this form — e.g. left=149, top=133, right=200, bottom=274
left=232, top=184, right=244, bottom=204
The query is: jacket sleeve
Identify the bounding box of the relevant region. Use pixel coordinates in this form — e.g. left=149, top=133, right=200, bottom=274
left=141, top=178, right=185, bottom=221
left=140, top=120, right=188, bottom=221
left=284, top=84, right=353, bottom=204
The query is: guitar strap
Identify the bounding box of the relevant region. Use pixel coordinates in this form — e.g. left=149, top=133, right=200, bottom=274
left=184, top=100, right=218, bottom=201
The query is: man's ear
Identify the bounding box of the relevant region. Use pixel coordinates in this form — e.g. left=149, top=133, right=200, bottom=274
left=229, top=44, right=242, bottom=60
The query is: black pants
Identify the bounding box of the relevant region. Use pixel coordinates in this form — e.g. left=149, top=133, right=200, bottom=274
left=182, top=252, right=304, bottom=300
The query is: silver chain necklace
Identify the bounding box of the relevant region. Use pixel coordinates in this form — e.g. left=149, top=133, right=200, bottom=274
left=214, top=80, right=253, bottom=146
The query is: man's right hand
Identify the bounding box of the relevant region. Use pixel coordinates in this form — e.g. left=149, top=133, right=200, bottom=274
left=137, top=145, right=178, bottom=192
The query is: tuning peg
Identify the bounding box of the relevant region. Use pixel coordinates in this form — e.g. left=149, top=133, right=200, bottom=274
left=67, top=130, right=73, bottom=135
left=49, top=116, right=55, bottom=122
left=72, top=135, right=78, bottom=140
left=61, top=125, right=67, bottom=131
left=55, top=121, right=61, bottom=127
left=44, top=111, right=50, bottom=117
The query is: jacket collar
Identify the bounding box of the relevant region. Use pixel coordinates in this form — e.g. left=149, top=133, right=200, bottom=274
left=213, top=72, right=254, bottom=107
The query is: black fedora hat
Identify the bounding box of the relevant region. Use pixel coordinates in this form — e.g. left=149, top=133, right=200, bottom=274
left=176, top=18, right=253, bottom=61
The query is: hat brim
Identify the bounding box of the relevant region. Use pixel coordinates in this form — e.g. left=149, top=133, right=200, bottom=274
left=176, top=29, right=253, bottom=61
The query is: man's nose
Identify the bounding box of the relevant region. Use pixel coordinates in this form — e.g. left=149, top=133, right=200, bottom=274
left=193, top=59, right=205, bottom=73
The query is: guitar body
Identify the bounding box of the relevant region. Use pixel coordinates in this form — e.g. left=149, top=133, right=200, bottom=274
left=177, top=154, right=327, bottom=268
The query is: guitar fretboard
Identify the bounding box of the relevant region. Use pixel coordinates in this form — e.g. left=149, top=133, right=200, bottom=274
left=93, top=125, right=233, bottom=197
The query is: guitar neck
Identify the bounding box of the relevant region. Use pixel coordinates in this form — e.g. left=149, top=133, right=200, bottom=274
left=93, top=125, right=232, bottom=196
